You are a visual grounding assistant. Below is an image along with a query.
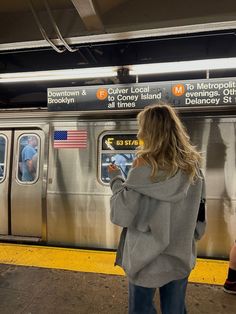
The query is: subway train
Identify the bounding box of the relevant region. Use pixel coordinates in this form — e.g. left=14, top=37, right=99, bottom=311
left=0, top=105, right=235, bottom=259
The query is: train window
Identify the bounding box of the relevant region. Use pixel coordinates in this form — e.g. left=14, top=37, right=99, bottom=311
left=17, top=134, right=40, bottom=183
left=100, top=133, right=142, bottom=184
left=0, top=135, right=6, bottom=182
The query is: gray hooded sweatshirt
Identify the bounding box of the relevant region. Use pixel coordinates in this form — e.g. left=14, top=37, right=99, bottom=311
left=109, top=165, right=206, bottom=288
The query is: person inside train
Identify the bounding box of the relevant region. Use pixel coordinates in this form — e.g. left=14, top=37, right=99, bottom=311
left=224, top=242, right=236, bottom=294
left=108, top=103, right=206, bottom=314
left=21, top=135, right=38, bottom=182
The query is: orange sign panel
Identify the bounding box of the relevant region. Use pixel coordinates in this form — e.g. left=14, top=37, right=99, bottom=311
left=172, top=84, right=185, bottom=97
left=96, top=88, right=108, bottom=100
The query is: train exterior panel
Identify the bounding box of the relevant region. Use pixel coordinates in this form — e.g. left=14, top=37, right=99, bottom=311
left=0, top=110, right=235, bottom=259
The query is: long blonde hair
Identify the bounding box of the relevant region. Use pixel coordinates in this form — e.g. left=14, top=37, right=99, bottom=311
left=137, top=103, right=202, bottom=181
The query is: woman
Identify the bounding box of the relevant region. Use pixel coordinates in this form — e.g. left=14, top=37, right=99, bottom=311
left=108, top=103, right=206, bottom=314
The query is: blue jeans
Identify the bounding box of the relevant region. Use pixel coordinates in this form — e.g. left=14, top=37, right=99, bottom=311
left=128, top=277, right=188, bottom=314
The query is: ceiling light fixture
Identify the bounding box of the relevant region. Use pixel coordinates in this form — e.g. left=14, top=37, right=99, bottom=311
left=129, top=57, right=236, bottom=75
left=0, top=66, right=118, bottom=83
left=1, top=57, right=236, bottom=83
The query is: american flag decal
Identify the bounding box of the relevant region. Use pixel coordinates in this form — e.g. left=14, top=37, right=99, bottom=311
left=53, top=130, right=87, bottom=148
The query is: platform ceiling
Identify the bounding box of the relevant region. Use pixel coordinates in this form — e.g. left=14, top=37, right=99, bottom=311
left=0, top=0, right=236, bottom=108
left=1, top=0, right=236, bottom=49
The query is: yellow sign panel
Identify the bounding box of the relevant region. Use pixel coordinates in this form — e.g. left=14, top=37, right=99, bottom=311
left=102, top=134, right=142, bottom=150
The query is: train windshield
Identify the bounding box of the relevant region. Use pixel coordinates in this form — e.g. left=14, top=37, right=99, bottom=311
left=100, top=133, right=141, bottom=183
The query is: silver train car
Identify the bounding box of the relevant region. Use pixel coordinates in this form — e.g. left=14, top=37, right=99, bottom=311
left=0, top=107, right=235, bottom=259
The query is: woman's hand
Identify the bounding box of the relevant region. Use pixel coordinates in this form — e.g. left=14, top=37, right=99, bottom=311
left=107, top=163, right=119, bottom=173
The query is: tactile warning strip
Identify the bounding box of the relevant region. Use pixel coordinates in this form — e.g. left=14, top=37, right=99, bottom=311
left=0, top=243, right=228, bottom=285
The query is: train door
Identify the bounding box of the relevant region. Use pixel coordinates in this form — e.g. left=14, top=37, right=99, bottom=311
left=0, top=129, right=45, bottom=241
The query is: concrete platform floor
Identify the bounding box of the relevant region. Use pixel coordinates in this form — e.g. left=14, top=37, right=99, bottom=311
left=0, top=264, right=235, bottom=314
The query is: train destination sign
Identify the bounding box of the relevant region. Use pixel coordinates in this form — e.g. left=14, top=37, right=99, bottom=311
left=47, top=77, right=236, bottom=111
left=102, top=134, right=142, bottom=150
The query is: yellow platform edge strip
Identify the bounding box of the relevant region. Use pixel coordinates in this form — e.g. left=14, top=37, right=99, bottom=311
left=0, top=243, right=228, bottom=285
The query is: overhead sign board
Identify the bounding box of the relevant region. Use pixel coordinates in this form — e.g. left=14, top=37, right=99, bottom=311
left=47, top=77, right=236, bottom=111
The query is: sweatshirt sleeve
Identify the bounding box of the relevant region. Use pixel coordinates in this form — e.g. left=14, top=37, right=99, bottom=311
left=109, top=170, right=142, bottom=227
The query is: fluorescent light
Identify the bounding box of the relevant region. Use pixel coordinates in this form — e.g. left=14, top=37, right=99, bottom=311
left=1, top=57, right=236, bottom=83
left=0, top=66, right=118, bottom=83
left=129, top=57, right=236, bottom=75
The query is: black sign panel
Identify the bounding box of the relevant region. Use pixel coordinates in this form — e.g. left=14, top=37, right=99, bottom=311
left=47, top=78, right=236, bottom=111
left=102, top=134, right=141, bottom=150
